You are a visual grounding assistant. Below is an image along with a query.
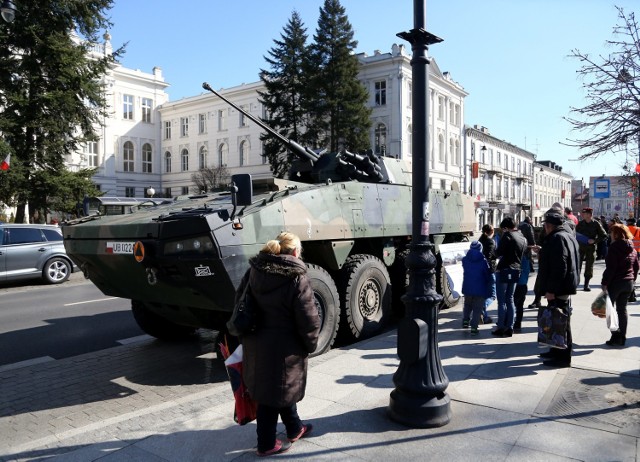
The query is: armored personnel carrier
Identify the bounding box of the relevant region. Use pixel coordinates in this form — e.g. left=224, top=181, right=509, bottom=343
left=62, top=83, right=476, bottom=356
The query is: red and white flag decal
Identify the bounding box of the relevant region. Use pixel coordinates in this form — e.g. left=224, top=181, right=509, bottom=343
left=0, top=154, right=10, bottom=171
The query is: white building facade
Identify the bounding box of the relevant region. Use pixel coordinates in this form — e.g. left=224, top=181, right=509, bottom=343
left=63, top=40, right=571, bottom=232
left=67, top=35, right=170, bottom=197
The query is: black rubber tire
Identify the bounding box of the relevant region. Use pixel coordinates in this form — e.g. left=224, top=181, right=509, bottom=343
left=131, top=301, right=196, bottom=341
left=339, top=254, right=392, bottom=340
left=306, top=263, right=340, bottom=357
left=43, top=257, right=71, bottom=284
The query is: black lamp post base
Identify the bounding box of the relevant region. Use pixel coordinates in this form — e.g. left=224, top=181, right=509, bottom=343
left=388, top=388, right=451, bottom=428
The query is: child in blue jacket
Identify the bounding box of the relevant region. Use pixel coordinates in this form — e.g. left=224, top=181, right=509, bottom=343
left=462, top=241, right=493, bottom=334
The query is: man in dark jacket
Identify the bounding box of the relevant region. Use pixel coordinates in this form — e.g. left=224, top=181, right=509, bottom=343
left=493, top=217, right=528, bottom=337
left=518, top=216, right=536, bottom=273
left=535, top=208, right=580, bottom=367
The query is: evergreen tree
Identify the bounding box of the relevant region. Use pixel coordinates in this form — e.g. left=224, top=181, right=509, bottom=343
left=258, top=10, right=311, bottom=178
left=306, top=0, right=371, bottom=154
left=0, top=0, right=120, bottom=223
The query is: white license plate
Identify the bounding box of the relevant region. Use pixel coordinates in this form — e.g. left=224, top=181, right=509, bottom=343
left=106, top=241, right=135, bottom=254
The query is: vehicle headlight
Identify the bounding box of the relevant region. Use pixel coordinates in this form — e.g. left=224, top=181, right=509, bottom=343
left=164, top=236, right=215, bottom=256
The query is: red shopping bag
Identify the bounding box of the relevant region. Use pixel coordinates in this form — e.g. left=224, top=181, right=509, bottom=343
left=219, top=342, right=257, bottom=425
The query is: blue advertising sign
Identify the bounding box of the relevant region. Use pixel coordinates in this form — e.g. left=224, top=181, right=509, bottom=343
left=593, top=179, right=610, bottom=198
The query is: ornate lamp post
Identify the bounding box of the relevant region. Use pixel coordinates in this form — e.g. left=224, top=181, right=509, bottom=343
left=387, top=0, right=451, bottom=428
left=1, top=0, right=16, bottom=23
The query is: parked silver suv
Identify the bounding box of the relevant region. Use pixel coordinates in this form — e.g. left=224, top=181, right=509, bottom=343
left=0, top=224, right=75, bottom=284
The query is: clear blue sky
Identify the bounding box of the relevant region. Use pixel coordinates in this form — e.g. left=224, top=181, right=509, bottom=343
left=107, top=0, right=638, bottom=182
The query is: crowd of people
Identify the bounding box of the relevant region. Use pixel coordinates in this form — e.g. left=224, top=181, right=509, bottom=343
left=461, top=204, right=637, bottom=368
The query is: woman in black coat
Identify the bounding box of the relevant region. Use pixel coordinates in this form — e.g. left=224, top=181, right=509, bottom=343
left=237, top=232, right=320, bottom=456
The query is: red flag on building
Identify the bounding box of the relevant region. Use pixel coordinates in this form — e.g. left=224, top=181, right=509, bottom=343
left=471, top=161, right=479, bottom=179
left=0, top=154, right=10, bottom=171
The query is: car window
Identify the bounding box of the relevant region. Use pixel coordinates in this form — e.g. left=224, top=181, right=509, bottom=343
left=8, top=228, right=45, bottom=244
left=42, top=228, right=63, bottom=241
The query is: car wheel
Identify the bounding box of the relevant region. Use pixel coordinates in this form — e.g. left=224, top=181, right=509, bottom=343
left=43, top=257, right=71, bottom=284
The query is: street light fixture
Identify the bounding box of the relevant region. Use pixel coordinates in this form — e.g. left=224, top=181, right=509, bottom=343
left=1, top=0, right=16, bottom=23
left=146, top=186, right=155, bottom=198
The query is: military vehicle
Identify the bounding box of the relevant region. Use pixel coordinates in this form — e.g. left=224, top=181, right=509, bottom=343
left=62, top=82, right=476, bottom=356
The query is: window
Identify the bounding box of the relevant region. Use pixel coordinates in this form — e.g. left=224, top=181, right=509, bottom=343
left=438, top=133, right=445, bottom=162
left=239, top=105, right=248, bottom=127
left=8, top=228, right=44, bottom=244
left=199, top=145, right=207, bottom=169
left=84, top=141, right=98, bottom=167
left=123, top=141, right=134, bottom=172
left=261, top=141, right=268, bottom=164
left=218, top=143, right=228, bottom=166
left=455, top=139, right=461, bottom=166
left=125, top=187, right=135, bottom=197
left=407, top=124, right=412, bottom=156
left=449, top=138, right=454, bottom=165
left=199, top=113, right=207, bottom=134
left=374, top=123, right=386, bottom=155
left=182, top=186, right=189, bottom=195
left=181, top=149, right=189, bottom=171
left=449, top=101, right=455, bottom=124
left=164, top=187, right=171, bottom=198
left=438, top=96, right=445, bottom=120
left=218, top=109, right=227, bottom=131
left=239, top=140, right=248, bottom=166
left=454, top=104, right=461, bottom=126
left=164, top=121, right=171, bottom=140
left=142, top=143, right=152, bottom=173
left=123, top=94, right=134, bottom=120
left=164, top=151, right=172, bottom=173
left=408, top=83, right=412, bottom=108
left=374, top=80, right=386, bottom=106
left=142, top=98, right=152, bottom=123
left=440, top=179, right=446, bottom=190
left=180, top=117, right=189, bottom=137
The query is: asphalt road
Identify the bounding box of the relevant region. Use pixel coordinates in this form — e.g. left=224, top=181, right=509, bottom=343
left=0, top=272, right=145, bottom=368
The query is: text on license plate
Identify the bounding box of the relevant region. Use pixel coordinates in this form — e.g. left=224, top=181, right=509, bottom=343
left=106, top=242, right=135, bottom=254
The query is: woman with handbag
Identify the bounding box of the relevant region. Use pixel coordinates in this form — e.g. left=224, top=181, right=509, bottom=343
left=601, top=223, right=639, bottom=347
left=236, top=232, right=320, bottom=456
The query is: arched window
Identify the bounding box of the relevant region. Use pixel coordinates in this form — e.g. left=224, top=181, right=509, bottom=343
left=164, top=151, right=172, bottom=173
left=142, top=143, right=152, bottom=173
left=199, top=145, right=207, bottom=170
left=218, top=143, right=228, bottom=166
left=374, top=123, right=386, bottom=155
left=181, top=148, right=189, bottom=171
left=239, top=140, right=248, bottom=166
left=123, top=141, right=134, bottom=172
left=438, top=134, right=445, bottom=162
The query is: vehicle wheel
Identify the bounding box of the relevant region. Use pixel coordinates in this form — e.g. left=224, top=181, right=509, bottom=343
left=339, top=254, right=392, bottom=341
left=306, top=263, right=340, bottom=357
left=131, top=301, right=196, bottom=341
left=43, top=257, right=71, bottom=284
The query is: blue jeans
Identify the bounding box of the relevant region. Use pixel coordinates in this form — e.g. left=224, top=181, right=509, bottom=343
left=484, top=272, right=496, bottom=316
left=496, top=269, right=519, bottom=330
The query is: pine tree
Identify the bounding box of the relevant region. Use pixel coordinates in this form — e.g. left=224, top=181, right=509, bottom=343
left=258, top=10, right=312, bottom=178
left=306, top=0, right=371, bottom=154
left=0, top=0, right=119, bottom=223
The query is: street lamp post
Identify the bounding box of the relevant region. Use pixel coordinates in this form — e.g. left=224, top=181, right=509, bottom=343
left=388, top=0, right=450, bottom=428
left=1, top=0, right=16, bottom=23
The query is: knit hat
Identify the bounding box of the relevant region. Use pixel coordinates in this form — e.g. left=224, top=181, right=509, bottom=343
left=543, top=208, right=564, bottom=225
left=470, top=241, right=483, bottom=252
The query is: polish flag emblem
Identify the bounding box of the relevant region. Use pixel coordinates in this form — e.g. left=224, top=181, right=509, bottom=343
left=0, top=154, right=10, bottom=171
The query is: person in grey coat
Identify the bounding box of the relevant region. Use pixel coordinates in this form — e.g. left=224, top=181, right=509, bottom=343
left=237, top=232, right=320, bottom=456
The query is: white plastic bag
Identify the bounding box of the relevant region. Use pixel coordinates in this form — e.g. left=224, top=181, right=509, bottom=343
left=605, top=294, right=619, bottom=332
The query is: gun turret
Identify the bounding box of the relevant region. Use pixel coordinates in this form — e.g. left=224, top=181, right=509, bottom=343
left=203, top=81, right=392, bottom=186
left=202, top=82, right=319, bottom=164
